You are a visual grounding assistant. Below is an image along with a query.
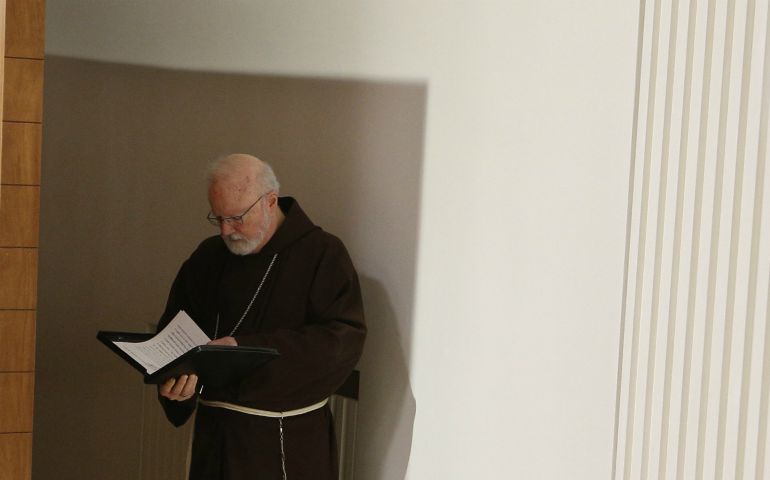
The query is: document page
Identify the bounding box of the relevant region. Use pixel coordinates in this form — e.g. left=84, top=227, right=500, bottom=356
left=114, top=311, right=211, bottom=374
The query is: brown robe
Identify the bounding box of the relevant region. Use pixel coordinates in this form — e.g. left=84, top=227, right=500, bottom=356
left=157, top=197, right=366, bottom=480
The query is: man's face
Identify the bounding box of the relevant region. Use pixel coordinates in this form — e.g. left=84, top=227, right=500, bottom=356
left=208, top=183, right=272, bottom=255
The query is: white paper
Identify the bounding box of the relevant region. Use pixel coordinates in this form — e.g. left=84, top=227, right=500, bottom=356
left=114, top=311, right=211, bottom=374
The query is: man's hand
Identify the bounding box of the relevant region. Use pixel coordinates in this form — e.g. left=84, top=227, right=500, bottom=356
left=159, top=374, right=198, bottom=401
left=158, top=338, right=236, bottom=401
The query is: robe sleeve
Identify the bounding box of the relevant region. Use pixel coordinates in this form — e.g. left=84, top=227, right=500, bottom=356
left=233, top=237, right=366, bottom=411
left=154, top=247, right=213, bottom=427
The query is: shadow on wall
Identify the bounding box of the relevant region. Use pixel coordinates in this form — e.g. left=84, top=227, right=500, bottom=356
left=358, top=276, right=416, bottom=479
left=35, top=56, right=426, bottom=480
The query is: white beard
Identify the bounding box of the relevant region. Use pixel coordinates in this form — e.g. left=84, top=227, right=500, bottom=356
left=222, top=208, right=271, bottom=255
left=223, top=233, right=262, bottom=255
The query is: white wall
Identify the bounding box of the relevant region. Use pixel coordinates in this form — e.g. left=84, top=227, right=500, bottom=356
left=44, top=1, right=639, bottom=478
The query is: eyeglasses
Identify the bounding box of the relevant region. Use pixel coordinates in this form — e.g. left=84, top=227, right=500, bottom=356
left=207, top=192, right=269, bottom=227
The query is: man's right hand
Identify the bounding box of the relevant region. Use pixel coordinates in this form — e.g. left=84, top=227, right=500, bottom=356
left=159, top=374, right=199, bottom=401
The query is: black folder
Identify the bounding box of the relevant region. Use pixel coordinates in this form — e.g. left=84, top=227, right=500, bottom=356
left=97, top=331, right=279, bottom=387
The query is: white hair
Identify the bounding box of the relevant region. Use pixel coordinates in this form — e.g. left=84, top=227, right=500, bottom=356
left=206, top=154, right=280, bottom=194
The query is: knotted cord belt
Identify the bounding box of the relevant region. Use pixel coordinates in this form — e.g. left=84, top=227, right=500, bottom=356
left=198, top=398, right=328, bottom=418
left=197, top=397, right=329, bottom=479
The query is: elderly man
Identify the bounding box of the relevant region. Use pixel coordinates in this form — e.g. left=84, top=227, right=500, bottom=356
left=157, top=154, right=365, bottom=480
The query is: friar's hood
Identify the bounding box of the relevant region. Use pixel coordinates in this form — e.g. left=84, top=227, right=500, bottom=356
left=257, top=196, right=320, bottom=255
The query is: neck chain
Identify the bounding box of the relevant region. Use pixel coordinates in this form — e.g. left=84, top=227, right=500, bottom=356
left=213, top=253, right=278, bottom=339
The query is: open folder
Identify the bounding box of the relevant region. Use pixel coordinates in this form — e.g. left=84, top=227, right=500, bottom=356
left=97, top=311, right=279, bottom=387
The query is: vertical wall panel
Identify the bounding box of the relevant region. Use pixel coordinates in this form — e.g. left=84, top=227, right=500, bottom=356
left=2, top=58, right=42, bottom=122
left=4, top=0, right=43, bottom=59
left=0, top=0, right=3, bottom=186
left=1, top=122, right=41, bottom=185
left=0, top=248, right=37, bottom=308
left=0, top=1, right=41, bottom=480
left=0, top=434, right=31, bottom=480
left=614, top=0, right=770, bottom=479
left=0, top=311, right=35, bottom=371
left=0, top=185, right=39, bottom=246
left=0, top=373, right=34, bottom=432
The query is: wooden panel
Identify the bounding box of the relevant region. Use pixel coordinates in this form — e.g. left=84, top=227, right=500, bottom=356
left=0, top=311, right=35, bottom=372
left=0, top=373, right=33, bottom=432
left=1, top=2, right=39, bottom=480
left=0, top=185, right=39, bottom=246
left=0, top=433, right=32, bottom=480
left=1, top=122, right=41, bottom=185
left=5, top=0, right=44, bottom=59
left=3, top=58, right=43, bottom=122
left=0, top=248, right=37, bottom=309
left=0, top=0, right=5, bottom=187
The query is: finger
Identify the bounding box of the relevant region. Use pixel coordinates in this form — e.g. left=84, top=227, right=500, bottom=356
left=207, top=336, right=237, bottom=346
left=181, top=375, right=198, bottom=398
left=170, top=375, right=188, bottom=396
left=160, top=378, right=176, bottom=396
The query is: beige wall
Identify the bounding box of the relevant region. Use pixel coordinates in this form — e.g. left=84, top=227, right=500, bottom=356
left=35, top=56, right=425, bottom=479
left=42, top=1, right=639, bottom=478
